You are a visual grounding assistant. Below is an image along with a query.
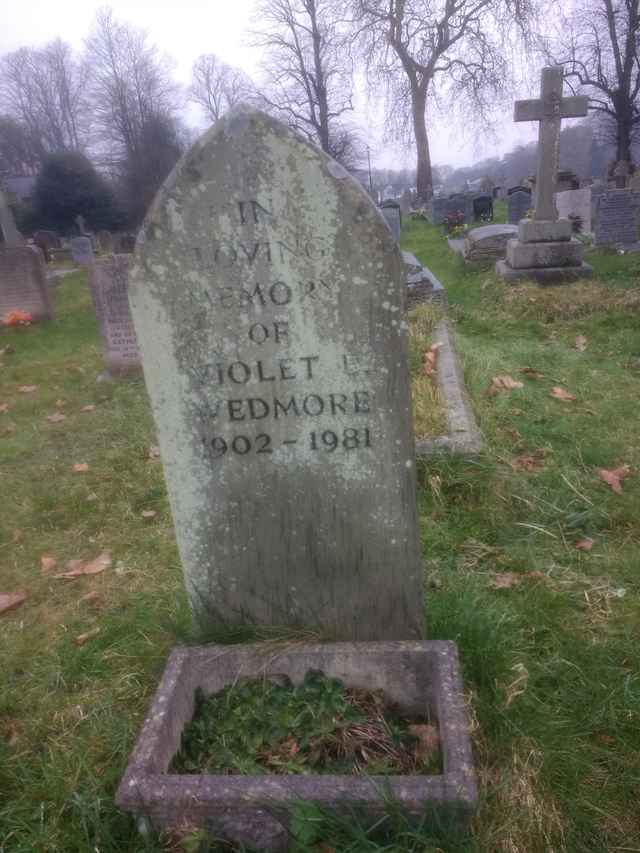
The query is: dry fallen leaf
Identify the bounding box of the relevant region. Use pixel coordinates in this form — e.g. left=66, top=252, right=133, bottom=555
left=148, top=445, right=161, bottom=460
left=78, top=590, right=104, bottom=608
left=487, top=375, right=524, bottom=396
left=86, top=493, right=98, bottom=502
left=575, top=537, right=594, bottom=552
left=549, top=386, right=576, bottom=402
left=12, top=529, right=23, bottom=543
left=81, top=404, right=96, bottom=413
left=0, top=590, right=27, bottom=615
left=73, top=462, right=89, bottom=473
left=0, top=403, right=9, bottom=414
left=74, top=627, right=101, bottom=646
left=490, top=571, right=545, bottom=589
left=46, top=412, right=66, bottom=423
left=55, top=399, right=65, bottom=408
left=509, top=451, right=546, bottom=473
left=408, top=723, right=440, bottom=763
left=422, top=342, right=443, bottom=377
left=40, top=553, right=57, bottom=573
left=17, top=385, right=37, bottom=394
left=0, top=345, right=15, bottom=356
left=54, top=550, right=112, bottom=579
left=597, top=465, right=631, bottom=495
left=2, top=425, right=16, bottom=436
left=141, top=509, right=157, bottom=519
left=2, top=719, right=19, bottom=746
left=574, top=335, right=588, bottom=352
left=520, top=367, right=545, bottom=380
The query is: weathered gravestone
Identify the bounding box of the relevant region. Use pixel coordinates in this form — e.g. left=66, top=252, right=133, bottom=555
left=472, top=194, right=493, bottom=221
left=461, top=224, right=518, bottom=262
left=555, top=187, right=592, bottom=233
left=0, top=247, right=52, bottom=323
left=129, top=110, right=424, bottom=639
left=379, top=201, right=401, bottom=242
left=594, top=190, right=639, bottom=246
left=71, top=236, right=94, bottom=265
left=97, top=230, right=114, bottom=253
left=507, top=189, right=532, bottom=224
left=497, top=66, right=592, bottom=283
left=0, top=189, right=24, bottom=247
left=400, top=188, right=412, bottom=215
left=89, top=255, right=141, bottom=375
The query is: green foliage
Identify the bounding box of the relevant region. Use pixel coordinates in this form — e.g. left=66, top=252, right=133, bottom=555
left=34, top=151, right=124, bottom=233
left=171, top=671, right=427, bottom=776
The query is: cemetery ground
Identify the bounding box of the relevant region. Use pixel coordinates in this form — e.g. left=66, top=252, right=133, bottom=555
left=0, top=232, right=639, bottom=853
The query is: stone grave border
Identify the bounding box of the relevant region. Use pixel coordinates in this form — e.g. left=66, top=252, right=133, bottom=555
left=116, top=641, right=477, bottom=851
left=415, top=318, right=484, bottom=458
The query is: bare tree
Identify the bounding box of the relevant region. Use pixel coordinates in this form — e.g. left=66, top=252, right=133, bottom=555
left=190, top=54, right=256, bottom=123
left=0, top=117, right=40, bottom=177
left=354, top=0, right=535, bottom=201
left=0, top=39, right=88, bottom=159
left=549, top=0, right=640, bottom=167
left=251, top=0, right=360, bottom=165
left=85, top=7, right=179, bottom=166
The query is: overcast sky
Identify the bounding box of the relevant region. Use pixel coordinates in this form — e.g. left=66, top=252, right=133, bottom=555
left=1, top=0, right=546, bottom=170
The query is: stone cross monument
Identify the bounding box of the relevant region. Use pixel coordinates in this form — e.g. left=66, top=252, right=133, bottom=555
left=496, top=66, right=593, bottom=283
left=514, top=66, right=588, bottom=222
left=0, top=189, right=24, bottom=247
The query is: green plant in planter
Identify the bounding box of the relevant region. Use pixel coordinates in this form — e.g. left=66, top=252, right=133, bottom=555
left=170, top=670, right=439, bottom=777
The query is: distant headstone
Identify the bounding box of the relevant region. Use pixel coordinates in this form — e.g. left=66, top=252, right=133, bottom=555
left=90, top=255, right=140, bottom=375
left=379, top=204, right=401, bottom=241
left=472, top=194, right=493, bottom=222
left=71, top=236, right=94, bottom=265
left=507, top=185, right=529, bottom=195
left=429, top=195, right=473, bottom=225
left=97, top=230, right=114, bottom=253
left=399, top=188, right=412, bottom=215
left=612, top=160, right=632, bottom=189
left=507, top=189, right=532, bottom=224
left=0, top=190, right=24, bottom=247
left=555, top=187, right=592, bottom=233
left=33, top=230, right=61, bottom=250
left=75, top=214, right=87, bottom=235
left=129, top=110, right=424, bottom=639
left=0, top=247, right=52, bottom=323
left=594, top=190, right=639, bottom=246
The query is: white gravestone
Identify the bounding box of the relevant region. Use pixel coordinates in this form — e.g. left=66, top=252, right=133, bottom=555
left=129, top=110, right=424, bottom=640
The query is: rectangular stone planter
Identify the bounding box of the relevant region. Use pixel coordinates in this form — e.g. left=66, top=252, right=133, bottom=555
left=116, top=641, right=476, bottom=851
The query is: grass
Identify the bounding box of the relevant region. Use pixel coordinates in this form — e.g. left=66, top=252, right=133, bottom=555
left=1, top=230, right=640, bottom=851
left=408, top=303, right=447, bottom=438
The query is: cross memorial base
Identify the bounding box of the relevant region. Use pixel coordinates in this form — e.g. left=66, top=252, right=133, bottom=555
left=116, top=641, right=476, bottom=851
left=496, top=259, right=593, bottom=284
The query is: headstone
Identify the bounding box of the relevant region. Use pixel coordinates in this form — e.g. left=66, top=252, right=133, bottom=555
left=594, top=190, right=639, bottom=246
left=507, top=189, right=532, bottom=224
left=0, top=247, right=52, bottom=323
left=497, top=67, right=592, bottom=283
left=507, top=185, right=529, bottom=195
left=75, top=214, right=87, bottom=235
left=399, top=188, right=412, bottom=215
left=462, top=224, right=518, bottom=262
left=613, top=160, right=631, bottom=189
left=97, top=230, right=114, bottom=253
left=555, top=187, right=592, bottom=233
left=472, top=194, right=493, bottom=222
left=90, top=255, right=140, bottom=375
left=0, top=190, right=24, bottom=247
left=129, top=110, right=424, bottom=639
left=71, top=236, right=94, bottom=265
left=630, top=172, right=640, bottom=191
left=379, top=202, right=401, bottom=241
left=33, top=230, right=61, bottom=250
left=429, top=195, right=474, bottom=225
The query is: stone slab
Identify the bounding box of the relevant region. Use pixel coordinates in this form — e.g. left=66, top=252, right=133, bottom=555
left=406, top=264, right=447, bottom=308
left=518, top=218, right=572, bottom=243
left=496, top=259, right=593, bottom=284
left=116, top=641, right=477, bottom=851
left=415, top=320, right=483, bottom=458
left=129, top=109, right=424, bottom=640
left=506, top=238, right=584, bottom=269
left=0, top=246, right=52, bottom=322
left=594, top=189, right=640, bottom=246
left=463, top=224, right=517, bottom=262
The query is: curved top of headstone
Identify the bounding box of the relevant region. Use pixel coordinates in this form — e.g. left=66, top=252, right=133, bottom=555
left=128, top=109, right=422, bottom=640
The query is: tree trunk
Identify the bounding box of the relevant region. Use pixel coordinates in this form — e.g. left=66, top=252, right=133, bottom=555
left=616, top=106, right=633, bottom=164
left=412, top=85, right=433, bottom=202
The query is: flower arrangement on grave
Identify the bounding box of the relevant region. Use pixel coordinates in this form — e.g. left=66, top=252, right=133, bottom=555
left=443, top=210, right=465, bottom=234
left=2, top=310, right=33, bottom=327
